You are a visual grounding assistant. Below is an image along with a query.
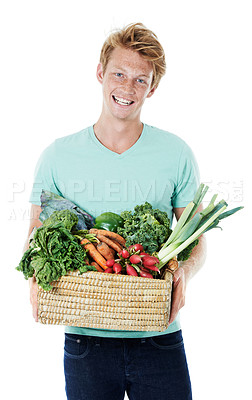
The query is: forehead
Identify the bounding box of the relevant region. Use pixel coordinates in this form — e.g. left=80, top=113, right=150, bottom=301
left=107, top=47, right=153, bottom=76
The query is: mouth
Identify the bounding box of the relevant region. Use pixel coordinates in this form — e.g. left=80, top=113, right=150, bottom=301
left=112, top=95, right=134, bottom=106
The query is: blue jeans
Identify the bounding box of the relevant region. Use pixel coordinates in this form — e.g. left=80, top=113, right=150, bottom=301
left=64, top=330, right=192, bottom=400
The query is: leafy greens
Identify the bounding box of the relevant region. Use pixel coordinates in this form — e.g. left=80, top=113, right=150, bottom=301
left=39, top=190, right=95, bottom=230
left=157, top=183, right=243, bottom=267
left=16, top=210, right=96, bottom=290
left=117, top=202, right=172, bottom=254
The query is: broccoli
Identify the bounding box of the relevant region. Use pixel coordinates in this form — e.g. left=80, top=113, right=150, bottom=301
left=117, top=202, right=172, bottom=254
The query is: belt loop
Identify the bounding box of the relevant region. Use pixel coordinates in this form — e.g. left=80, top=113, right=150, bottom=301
left=141, top=338, right=146, bottom=344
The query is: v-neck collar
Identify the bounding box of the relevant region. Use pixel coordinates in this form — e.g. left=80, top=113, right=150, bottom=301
left=88, top=123, right=147, bottom=159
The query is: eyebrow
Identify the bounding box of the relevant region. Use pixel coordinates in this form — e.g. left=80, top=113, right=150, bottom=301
left=113, top=66, right=152, bottom=78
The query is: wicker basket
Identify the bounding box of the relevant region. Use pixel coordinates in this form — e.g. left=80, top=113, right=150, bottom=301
left=37, top=269, right=173, bottom=332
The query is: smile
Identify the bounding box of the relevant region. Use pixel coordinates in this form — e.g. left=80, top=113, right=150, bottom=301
left=112, top=95, right=134, bottom=106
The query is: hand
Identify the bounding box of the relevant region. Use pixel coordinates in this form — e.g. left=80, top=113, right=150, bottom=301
left=29, top=276, right=38, bottom=322
left=169, top=267, right=186, bottom=325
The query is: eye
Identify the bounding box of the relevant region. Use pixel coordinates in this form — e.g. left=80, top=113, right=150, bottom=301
left=137, top=78, right=145, bottom=84
left=115, top=72, right=123, bottom=77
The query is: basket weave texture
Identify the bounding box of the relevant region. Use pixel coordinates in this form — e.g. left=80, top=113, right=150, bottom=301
left=38, top=269, right=173, bottom=332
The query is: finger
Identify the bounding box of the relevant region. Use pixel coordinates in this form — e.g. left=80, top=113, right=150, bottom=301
left=169, top=296, right=181, bottom=323
left=169, top=290, right=180, bottom=324
left=169, top=307, right=178, bottom=325
left=169, top=277, right=185, bottom=324
left=33, top=303, right=38, bottom=322
left=169, top=308, right=176, bottom=325
left=172, top=267, right=184, bottom=284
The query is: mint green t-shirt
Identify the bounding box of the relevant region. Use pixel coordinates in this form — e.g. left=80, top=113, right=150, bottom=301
left=30, top=123, right=200, bottom=338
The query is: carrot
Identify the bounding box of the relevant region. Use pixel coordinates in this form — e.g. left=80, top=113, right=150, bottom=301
left=112, top=241, right=123, bottom=251
left=103, top=237, right=123, bottom=251
left=91, top=261, right=104, bottom=272
left=80, top=238, right=107, bottom=270
left=109, top=247, right=116, bottom=257
left=96, top=233, right=122, bottom=253
left=89, top=229, right=126, bottom=247
left=97, top=242, right=115, bottom=261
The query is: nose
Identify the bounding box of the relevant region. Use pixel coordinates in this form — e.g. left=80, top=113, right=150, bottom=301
left=120, top=78, right=135, bottom=95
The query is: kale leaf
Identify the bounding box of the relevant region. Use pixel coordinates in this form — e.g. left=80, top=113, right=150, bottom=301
left=177, top=239, right=199, bottom=262
left=117, top=202, right=172, bottom=254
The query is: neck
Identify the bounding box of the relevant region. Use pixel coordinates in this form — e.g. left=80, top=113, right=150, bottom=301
left=93, top=114, right=143, bottom=154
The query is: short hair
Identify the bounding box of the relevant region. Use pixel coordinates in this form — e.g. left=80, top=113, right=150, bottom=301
left=99, top=22, right=166, bottom=89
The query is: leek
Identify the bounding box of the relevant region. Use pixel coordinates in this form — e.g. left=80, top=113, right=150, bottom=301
left=157, top=184, right=243, bottom=268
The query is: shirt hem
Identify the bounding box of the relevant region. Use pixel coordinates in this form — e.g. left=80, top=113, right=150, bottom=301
left=64, top=319, right=181, bottom=338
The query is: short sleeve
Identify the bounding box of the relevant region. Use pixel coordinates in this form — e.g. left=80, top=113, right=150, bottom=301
left=29, top=142, right=62, bottom=205
left=172, top=142, right=200, bottom=208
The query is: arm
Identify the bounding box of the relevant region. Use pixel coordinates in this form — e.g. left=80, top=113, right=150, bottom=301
left=168, top=205, right=207, bottom=324
left=25, top=204, right=43, bottom=322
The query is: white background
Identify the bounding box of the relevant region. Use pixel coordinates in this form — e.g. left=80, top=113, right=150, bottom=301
left=1, top=1, right=251, bottom=399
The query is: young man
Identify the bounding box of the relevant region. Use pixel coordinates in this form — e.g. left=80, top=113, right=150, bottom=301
left=28, top=23, right=206, bottom=400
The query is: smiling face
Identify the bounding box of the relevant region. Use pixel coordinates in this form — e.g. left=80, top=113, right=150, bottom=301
left=96, top=47, right=156, bottom=123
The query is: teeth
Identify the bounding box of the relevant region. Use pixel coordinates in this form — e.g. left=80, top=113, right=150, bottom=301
left=113, top=96, right=133, bottom=105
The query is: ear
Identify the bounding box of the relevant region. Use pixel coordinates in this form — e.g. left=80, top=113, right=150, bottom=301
left=146, top=85, right=156, bottom=98
left=96, top=63, right=104, bottom=84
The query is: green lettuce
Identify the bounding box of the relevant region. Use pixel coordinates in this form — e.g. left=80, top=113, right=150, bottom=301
left=16, top=210, right=96, bottom=290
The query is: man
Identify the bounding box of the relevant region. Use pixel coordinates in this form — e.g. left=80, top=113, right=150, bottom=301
left=27, top=22, right=206, bottom=399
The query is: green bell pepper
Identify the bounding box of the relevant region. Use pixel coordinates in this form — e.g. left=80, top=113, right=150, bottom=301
left=94, top=212, right=124, bottom=232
